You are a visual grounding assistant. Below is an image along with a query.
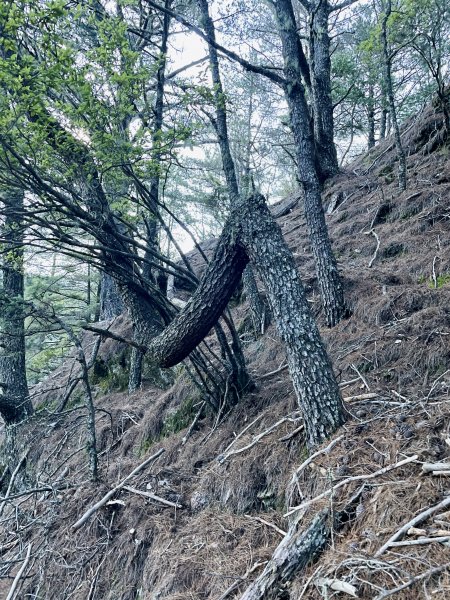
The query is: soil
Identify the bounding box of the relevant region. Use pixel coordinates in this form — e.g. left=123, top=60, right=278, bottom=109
left=0, top=102, right=450, bottom=599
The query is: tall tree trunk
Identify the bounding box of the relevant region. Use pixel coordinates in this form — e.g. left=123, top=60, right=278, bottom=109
left=273, top=0, right=348, bottom=327
left=99, top=272, right=124, bottom=321
left=367, top=83, right=376, bottom=149
left=0, top=188, right=33, bottom=424
left=129, top=1, right=171, bottom=394
left=309, top=0, right=339, bottom=180
left=380, top=0, right=407, bottom=190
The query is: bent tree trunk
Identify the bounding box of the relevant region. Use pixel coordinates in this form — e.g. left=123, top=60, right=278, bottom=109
left=0, top=188, right=33, bottom=424
left=150, top=194, right=346, bottom=448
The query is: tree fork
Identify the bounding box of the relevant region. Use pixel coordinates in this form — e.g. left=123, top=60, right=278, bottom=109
left=149, top=194, right=346, bottom=448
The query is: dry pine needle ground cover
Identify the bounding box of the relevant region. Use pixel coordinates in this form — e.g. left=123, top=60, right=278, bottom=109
left=0, top=103, right=450, bottom=599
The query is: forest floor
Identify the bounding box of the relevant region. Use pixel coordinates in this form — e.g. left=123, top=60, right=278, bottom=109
left=1, top=103, right=450, bottom=599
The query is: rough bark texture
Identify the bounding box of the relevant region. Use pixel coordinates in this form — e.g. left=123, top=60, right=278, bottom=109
left=240, top=509, right=333, bottom=600
left=99, top=272, right=124, bottom=321
left=0, top=189, right=33, bottom=424
left=309, top=0, right=339, bottom=180
left=150, top=221, right=249, bottom=368
left=242, top=266, right=269, bottom=337
left=239, top=483, right=362, bottom=600
left=240, top=194, right=346, bottom=447
left=150, top=194, right=346, bottom=447
left=273, top=0, right=348, bottom=327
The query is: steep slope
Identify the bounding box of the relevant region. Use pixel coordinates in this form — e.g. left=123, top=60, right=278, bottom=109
left=0, top=103, right=449, bottom=599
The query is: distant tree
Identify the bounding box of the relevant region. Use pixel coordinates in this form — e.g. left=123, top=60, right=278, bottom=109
left=0, top=187, right=33, bottom=424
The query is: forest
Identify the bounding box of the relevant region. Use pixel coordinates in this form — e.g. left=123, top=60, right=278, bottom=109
left=0, top=0, right=449, bottom=598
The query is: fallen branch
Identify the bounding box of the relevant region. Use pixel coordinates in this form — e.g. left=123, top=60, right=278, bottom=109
left=6, top=543, right=32, bottom=600
left=373, top=562, right=450, bottom=600
left=218, top=416, right=302, bottom=463
left=344, top=392, right=378, bottom=402
left=123, top=485, right=182, bottom=509
left=285, top=454, right=418, bottom=517
left=244, top=514, right=287, bottom=536
left=375, top=495, right=450, bottom=556
left=217, top=561, right=267, bottom=600
left=365, top=229, right=380, bottom=268
left=0, top=449, right=29, bottom=517
left=72, top=448, right=165, bottom=530
left=422, top=462, right=450, bottom=473
left=257, top=363, right=288, bottom=381
left=351, top=363, right=370, bottom=391
left=387, top=535, right=450, bottom=547
left=240, top=487, right=364, bottom=600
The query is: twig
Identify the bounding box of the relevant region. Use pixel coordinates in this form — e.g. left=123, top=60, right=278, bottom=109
left=344, top=393, right=378, bottom=402
left=244, top=514, right=287, bottom=536
left=375, top=495, right=450, bottom=556
left=388, top=535, right=450, bottom=547
left=422, top=462, right=450, bottom=473
left=123, top=485, right=182, bottom=509
left=285, top=454, right=418, bottom=517
left=220, top=413, right=266, bottom=457
left=218, top=416, right=301, bottom=464
left=72, top=448, right=165, bottom=530
left=0, top=449, right=29, bottom=517
left=278, top=424, right=304, bottom=442
left=257, top=363, right=288, bottom=380
left=373, top=562, right=450, bottom=600
left=365, top=229, right=380, bottom=268
left=6, top=543, right=32, bottom=600
left=351, top=363, right=370, bottom=391
left=290, top=435, right=344, bottom=484
left=432, top=255, right=438, bottom=288
left=217, top=561, right=266, bottom=600
left=182, top=401, right=205, bottom=445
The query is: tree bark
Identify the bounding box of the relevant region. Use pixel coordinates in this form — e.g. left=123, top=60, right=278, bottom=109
left=273, top=0, right=348, bottom=327
left=99, top=272, right=124, bottom=321
left=367, top=83, right=376, bottom=149
left=308, top=0, right=339, bottom=180
left=380, top=0, right=407, bottom=190
left=150, top=193, right=346, bottom=448
left=0, top=188, right=33, bottom=424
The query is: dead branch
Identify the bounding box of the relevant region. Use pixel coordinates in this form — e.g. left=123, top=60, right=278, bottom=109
left=375, top=495, right=450, bottom=556
left=244, top=514, right=287, bottom=536
left=82, top=324, right=147, bottom=352
left=387, top=535, right=450, bottom=547
left=290, top=435, right=344, bottom=486
left=373, top=562, right=450, bottom=600
left=0, top=449, right=29, bottom=517
left=422, top=462, right=450, bottom=473
left=217, top=561, right=267, bottom=600
left=72, top=448, right=165, bottom=530
left=344, top=392, right=379, bottom=402
left=240, top=487, right=364, bottom=600
left=351, top=363, right=370, bottom=390
left=182, top=401, right=205, bottom=446
left=257, top=363, right=288, bottom=380
left=6, top=543, right=32, bottom=600
left=365, top=229, right=380, bottom=268
left=285, top=454, right=418, bottom=517
left=217, top=415, right=302, bottom=464
left=123, top=485, right=182, bottom=509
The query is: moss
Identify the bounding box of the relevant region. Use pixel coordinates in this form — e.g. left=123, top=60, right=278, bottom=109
left=418, top=272, right=450, bottom=288
left=161, top=396, right=197, bottom=437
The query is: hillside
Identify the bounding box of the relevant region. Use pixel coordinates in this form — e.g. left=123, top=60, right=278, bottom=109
left=1, top=103, right=450, bottom=599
